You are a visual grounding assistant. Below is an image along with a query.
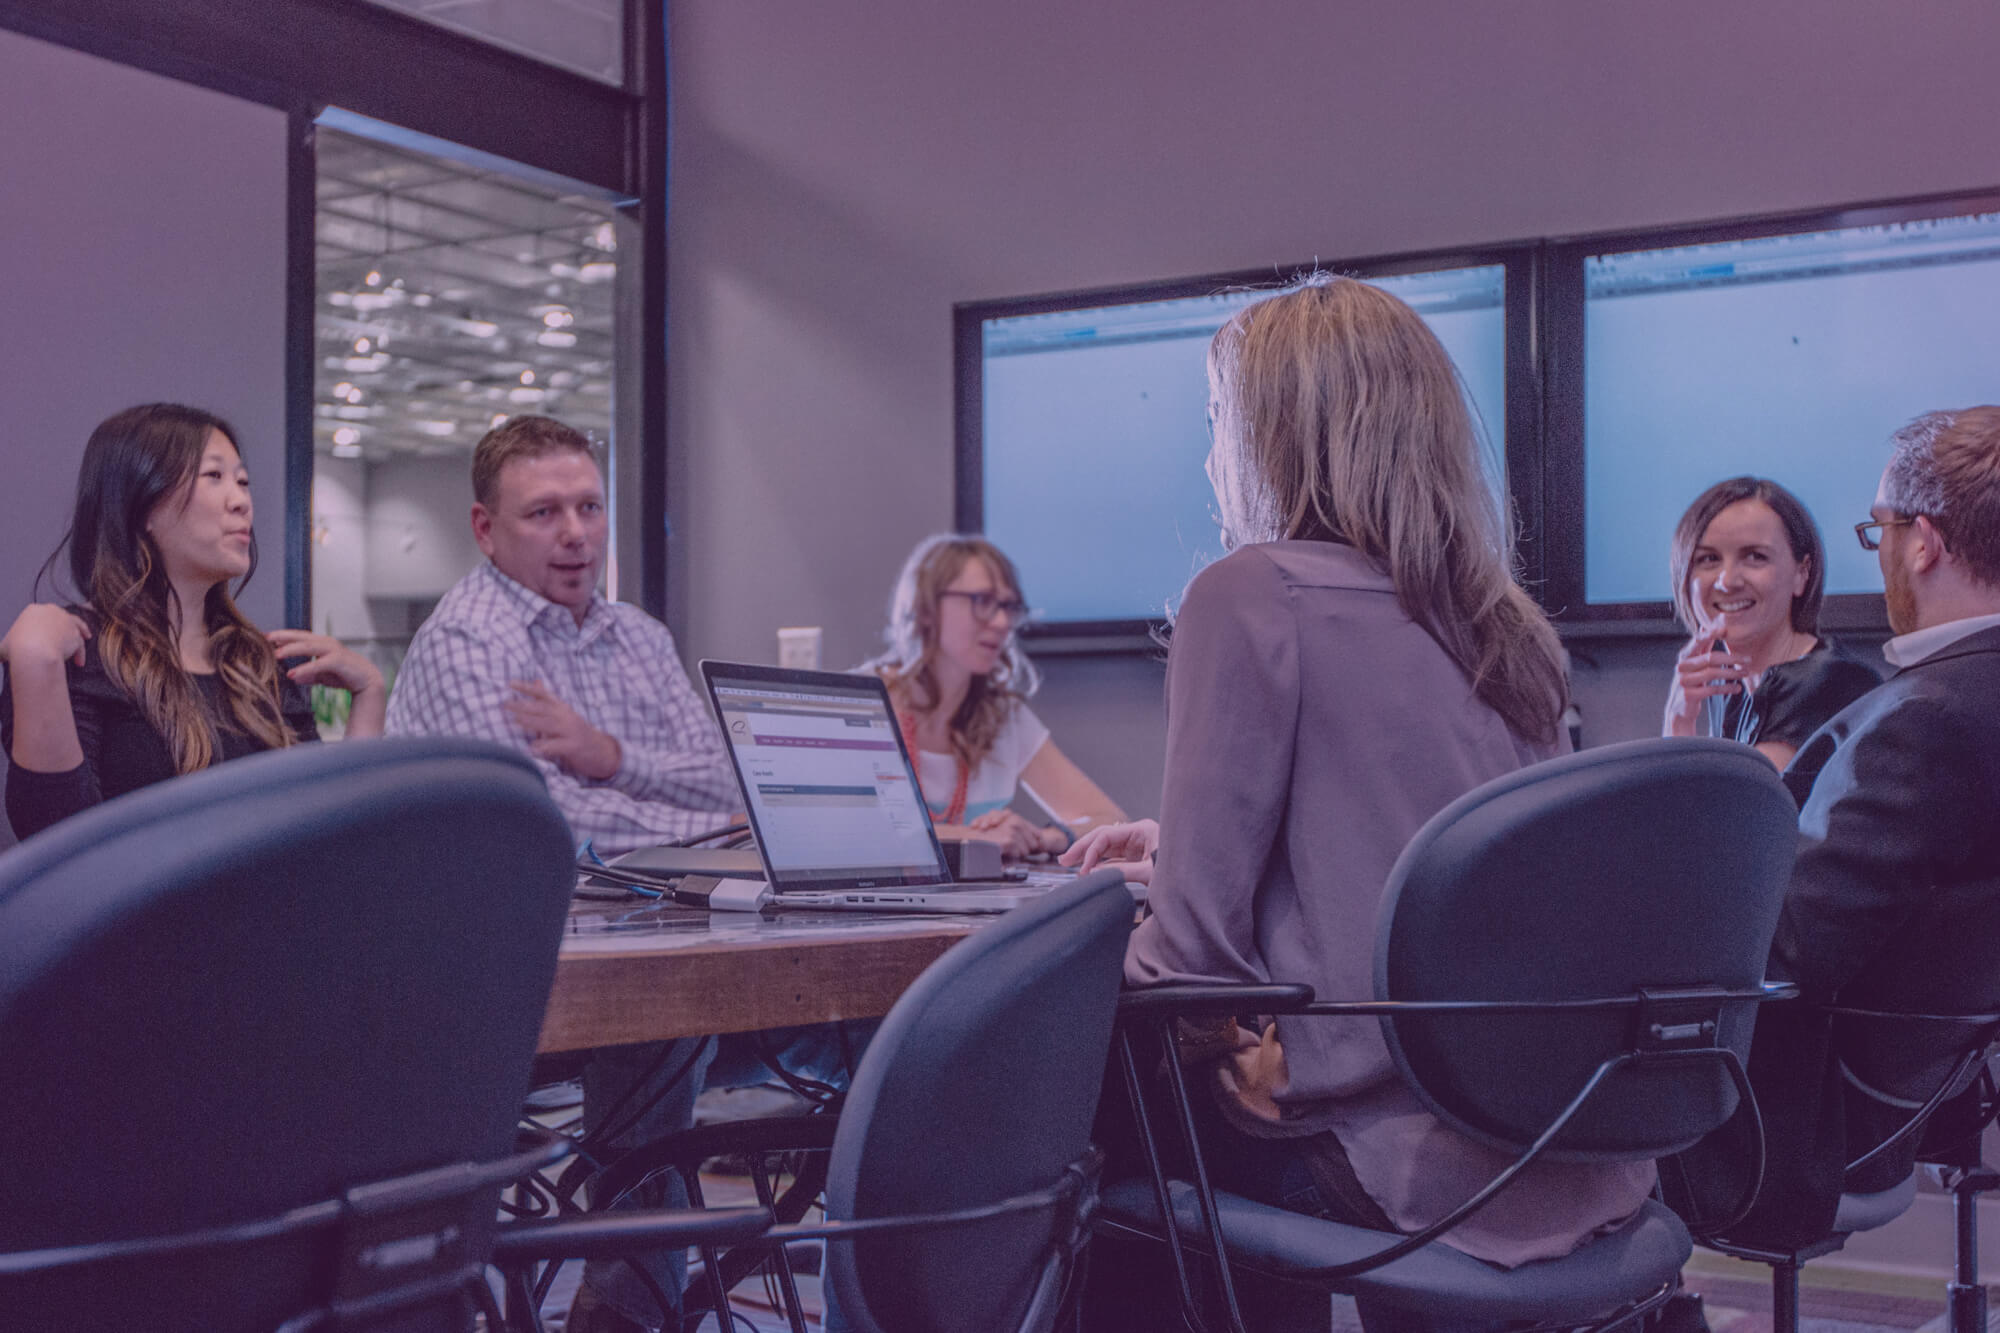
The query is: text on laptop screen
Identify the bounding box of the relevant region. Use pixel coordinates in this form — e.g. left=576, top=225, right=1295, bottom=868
left=711, top=678, right=944, bottom=886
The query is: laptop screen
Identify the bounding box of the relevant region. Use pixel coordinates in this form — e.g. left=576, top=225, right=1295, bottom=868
left=701, top=662, right=951, bottom=890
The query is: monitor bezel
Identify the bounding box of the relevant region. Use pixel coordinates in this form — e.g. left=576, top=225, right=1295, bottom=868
left=955, top=243, right=1541, bottom=643
left=1538, top=185, right=2000, bottom=636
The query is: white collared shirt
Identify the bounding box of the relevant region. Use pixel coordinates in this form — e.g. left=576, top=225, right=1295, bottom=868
left=1882, top=610, right=2000, bottom=669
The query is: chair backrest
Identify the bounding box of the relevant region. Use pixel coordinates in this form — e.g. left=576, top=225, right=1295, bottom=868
left=0, top=738, right=576, bottom=1331
left=1376, top=738, right=1798, bottom=1163
left=822, top=869, right=1133, bottom=1333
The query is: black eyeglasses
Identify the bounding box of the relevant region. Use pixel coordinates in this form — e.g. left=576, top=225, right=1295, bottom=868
left=940, top=590, right=1032, bottom=624
left=1854, top=517, right=1915, bottom=551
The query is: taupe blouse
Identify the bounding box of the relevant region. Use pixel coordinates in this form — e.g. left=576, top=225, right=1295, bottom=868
left=1125, top=540, right=1655, bottom=1267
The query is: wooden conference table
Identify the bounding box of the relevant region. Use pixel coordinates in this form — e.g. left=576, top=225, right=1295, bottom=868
left=537, top=893, right=985, bottom=1053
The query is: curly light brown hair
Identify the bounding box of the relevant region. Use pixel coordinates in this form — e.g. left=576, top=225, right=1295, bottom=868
left=864, top=534, right=1039, bottom=772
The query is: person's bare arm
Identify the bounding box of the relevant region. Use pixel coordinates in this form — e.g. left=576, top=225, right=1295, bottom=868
left=1018, top=737, right=1125, bottom=840
left=1753, top=740, right=1798, bottom=770
left=1, top=605, right=90, bottom=772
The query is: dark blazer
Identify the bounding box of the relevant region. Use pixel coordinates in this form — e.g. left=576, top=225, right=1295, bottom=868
left=1669, top=623, right=2000, bottom=1244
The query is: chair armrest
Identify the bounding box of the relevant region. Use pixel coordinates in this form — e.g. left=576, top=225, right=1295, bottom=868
left=587, top=1111, right=839, bottom=1215
left=1847, top=1041, right=1998, bottom=1177
left=491, top=1205, right=773, bottom=1262
left=1821, top=1004, right=2000, bottom=1025
left=641, top=1111, right=839, bottom=1164
left=1117, top=983, right=1314, bottom=1020
left=1302, top=981, right=1797, bottom=1019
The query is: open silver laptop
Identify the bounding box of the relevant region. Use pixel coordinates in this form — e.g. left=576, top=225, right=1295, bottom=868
left=694, top=660, right=1074, bottom=914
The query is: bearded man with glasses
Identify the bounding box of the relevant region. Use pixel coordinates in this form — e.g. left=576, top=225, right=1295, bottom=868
left=1669, top=406, right=2000, bottom=1252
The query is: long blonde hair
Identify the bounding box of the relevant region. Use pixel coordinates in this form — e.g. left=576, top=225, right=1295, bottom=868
left=864, top=534, right=1039, bottom=771
left=1207, top=274, right=1566, bottom=744
left=44, top=404, right=294, bottom=774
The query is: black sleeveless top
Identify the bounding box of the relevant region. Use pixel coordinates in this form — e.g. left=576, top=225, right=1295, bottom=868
left=1721, top=637, right=1882, bottom=749
left=2, top=623, right=317, bottom=841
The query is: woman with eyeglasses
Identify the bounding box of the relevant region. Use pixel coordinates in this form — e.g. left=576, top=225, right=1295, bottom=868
left=865, top=533, right=1123, bottom=859
left=0, top=403, right=384, bottom=841
left=1662, top=477, right=1879, bottom=768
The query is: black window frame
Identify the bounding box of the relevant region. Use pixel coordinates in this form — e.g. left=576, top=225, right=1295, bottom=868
left=954, top=242, right=1541, bottom=644
left=1540, top=185, right=2000, bottom=637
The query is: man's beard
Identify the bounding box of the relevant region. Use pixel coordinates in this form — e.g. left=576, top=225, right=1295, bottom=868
left=1883, top=555, right=1917, bottom=636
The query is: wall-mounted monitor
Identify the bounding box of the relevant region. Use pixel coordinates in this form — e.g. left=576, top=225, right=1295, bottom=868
left=1543, top=190, right=2000, bottom=631
left=957, top=252, right=1531, bottom=637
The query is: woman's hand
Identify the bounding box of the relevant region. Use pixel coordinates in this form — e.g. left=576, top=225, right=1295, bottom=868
left=964, top=808, right=1048, bottom=860
left=1060, top=818, right=1160, bottom=880
left=270, top=630, right=387, bottom=739
left=0, top=604, right=90, bottom=669
left=2, top=605, right=89, bottom=773
left=1663, top=634, right=1750, bottom=737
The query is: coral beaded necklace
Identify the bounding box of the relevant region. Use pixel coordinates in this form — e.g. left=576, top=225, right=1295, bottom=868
left=895, top=708, right=969, bottom=825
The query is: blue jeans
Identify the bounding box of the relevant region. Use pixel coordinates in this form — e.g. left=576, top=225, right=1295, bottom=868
left=580, top=1021, right=872, bottom=1329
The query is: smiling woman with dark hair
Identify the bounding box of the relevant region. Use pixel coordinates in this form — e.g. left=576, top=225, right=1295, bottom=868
left=1662, top=476, right=1879, bottom=768
left=0, top=403, right=383, bottom=840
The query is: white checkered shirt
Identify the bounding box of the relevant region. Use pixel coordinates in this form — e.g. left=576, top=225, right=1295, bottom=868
left=386, top=561, right=736, bottom=855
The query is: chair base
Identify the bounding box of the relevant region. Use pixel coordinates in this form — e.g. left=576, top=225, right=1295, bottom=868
left=1093, top=1179, right=1689, bottom=1330
left=1939, top=1162, right=2000, bottom=1333
left=1694, top=1174, right=1921, bottom=1333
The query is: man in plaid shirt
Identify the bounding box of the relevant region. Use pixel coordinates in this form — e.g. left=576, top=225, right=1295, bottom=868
left=388, top=416, right=763, bottom=1332
left=385, top=415, right=735, bottom=854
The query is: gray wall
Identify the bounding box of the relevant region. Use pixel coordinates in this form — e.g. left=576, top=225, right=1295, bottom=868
left=0, top=27, right=289, bottom=843
left=665, top=0, right=1997, bottom=817
left=0, top=28, right=289, bottom=624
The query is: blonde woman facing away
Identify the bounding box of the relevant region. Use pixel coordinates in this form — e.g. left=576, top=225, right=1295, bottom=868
left=1063, top=276, right=1653, bottom=1320
left=0, top=404, right=382, bottom=840
left=866, top=534, right=1123, bottom=859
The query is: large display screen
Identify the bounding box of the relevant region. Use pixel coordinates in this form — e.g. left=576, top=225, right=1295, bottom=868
left=973, top=264, right=1507, bottom=627
left=1583, top=209, right=2000, bottom=606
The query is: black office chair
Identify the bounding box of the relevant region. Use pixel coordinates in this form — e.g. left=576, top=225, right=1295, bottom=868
left=1690, top=1004, right=2000, bottom=1333
left=1914, top=1054, right=2000, bottom=1333
left=1092, top=738, right=1802, bottom=1333
left=0, top=737, right=768, bottom=1332
left=571, top=868, right=1136, bottom=1333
